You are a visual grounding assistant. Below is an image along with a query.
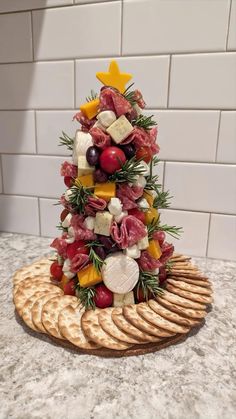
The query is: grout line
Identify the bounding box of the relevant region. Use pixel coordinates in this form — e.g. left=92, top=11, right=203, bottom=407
left=226, top=0, right=233, bottom=50
left=214, top=111, right=222, bottom=162
left=34, top=110, right=38, bottom=154
left=205, top=213, right=212, bottom=257
left=73, top=60, right=76, bottom=109
left=0, top=107, right=236, bottom=112
left=120, top=0, right=124, bottom=56
left=162, top=161, right=166, bottom=192
left=166, top=55, right=172, bottom=108
left=30, top=11, right=34, bottom=61
left=37, top=197, right=42, bottom=236
left=0, top=155, right=4, bottom=193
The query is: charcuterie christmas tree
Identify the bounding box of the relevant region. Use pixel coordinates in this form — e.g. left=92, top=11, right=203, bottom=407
left=50, top=60, right=182, bottom=309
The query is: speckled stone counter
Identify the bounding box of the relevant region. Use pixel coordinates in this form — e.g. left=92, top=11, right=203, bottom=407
left=0, top=232, right=235, bottom=419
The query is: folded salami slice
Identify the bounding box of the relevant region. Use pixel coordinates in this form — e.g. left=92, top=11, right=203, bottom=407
left=71, top=214, right=96, bottom=241
left=89, top=127, right=111, bottom=150
left=99, top=87, right=132, bottom=117
left=111, top=215, right=147, bottom=249
left=117, top=184, right=143, bottom=210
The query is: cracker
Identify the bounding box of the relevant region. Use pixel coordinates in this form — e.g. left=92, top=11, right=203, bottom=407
left=112, top=307, right=160, bottom=342
left=148, top=299, right=200, bottom=327
left=42, top=295, right=78, bottom=339
left=169, top=270, right=208, bottom=280
left=167, top=278, right=213, bottom=296
left=156, top=295, right=206, bottom=319
left=171, top=265, right=198, bottom=272
left=13, top=282, right=59, bottom=316
left=31, top=292, right=63, bottom=333
left=98, top=308, right=144, bottom=344
left=168, top=275, right=212, bottom=288
left=21, top=291, right=58, bottom=331
left=81, top=309, right=132, bottom=350
left=166, top=284, right=213, bottom=304
left=137, top=303, right=190, bottom=334
left=13, top=275, right=52, bottom=294
left=58, top=305, right=100, bottom=349
left=159, top=290, right=206, bottom=310
left=123, top=304, right=174, bottom=338
left=13, top=264, right=50, bottom=286
left=170, top=255, right=191, bottom=262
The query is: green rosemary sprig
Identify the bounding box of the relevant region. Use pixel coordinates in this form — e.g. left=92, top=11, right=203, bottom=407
left=145, top=175, right=162, bottom=193
left=137, top=270, right=164, bottom=301
left=153, top=191, right=172, bottom=209
left=76, top=285, right=96, bottom=310
left=132, top=114, right=157, bottom=131
left=123, top=83, right=137, bottom=106
left=59, top=131, right=74, bottom=151
left=165, top=259, right=174, bottom=273
left=109, top=157, right=146, bottom=183
left=56, top=222, right=68, bottom=233
left=147, top=218, right=182, bottom=240
left=68, top=183, right=92, bottom=214
left=86, top=90, right=98, bottom=102
left=85, top=241, right=103, bottom=248
left=88, top=248, right=104, bottom=273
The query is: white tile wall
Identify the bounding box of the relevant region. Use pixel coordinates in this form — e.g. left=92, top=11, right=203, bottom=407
left=0, top=0, right=235, bottom=261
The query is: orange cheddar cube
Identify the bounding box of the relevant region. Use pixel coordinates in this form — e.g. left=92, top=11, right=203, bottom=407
left=76, top=174, right=94, bottom=188
left=147, top=239, right=162, bottom=260
left=145, top=208, right=159, bottom=225
left=77, top=264, right=102, bottom=288
left=143, top=190, right=154, bottom=207
left=94, top=182, right=116, bottom=202
left=80, top=98, right=100, bottom=120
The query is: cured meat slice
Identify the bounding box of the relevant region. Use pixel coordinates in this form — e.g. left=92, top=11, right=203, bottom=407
left=60, top=161, right=78, bottom=178
left=73, top=111, right=96, bottom=131
left=138, top=250, right=161, bottom=271
left=70, top=253, right=90, bottom=273
left=126, top=126, right=160, bottom=155
left=111, top=215, right=147, bottom=249
left=160, top=242, right=174, bottom=264
left=133, top=89, right=146, bottom=109
left=71, top=214, right=96, bottom=241
left=84, top=196, right=107, bottom=216
left=89, top=127, right=111, bottom=150
left=50, top=235, right=68, bottom=258
left=99, top=87, right=132, bottom=117
left=116, top=184, right=143, bottom=211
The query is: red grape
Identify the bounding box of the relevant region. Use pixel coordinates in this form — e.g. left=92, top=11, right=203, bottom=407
left=94, top=284, right=113, bottom=308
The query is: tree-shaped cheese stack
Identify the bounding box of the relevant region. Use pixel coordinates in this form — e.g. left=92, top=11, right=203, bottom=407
left=50, top=60, right=182, bottom=310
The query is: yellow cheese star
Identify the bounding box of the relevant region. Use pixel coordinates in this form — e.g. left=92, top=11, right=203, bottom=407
left=96, top=60, right=132, bottom=94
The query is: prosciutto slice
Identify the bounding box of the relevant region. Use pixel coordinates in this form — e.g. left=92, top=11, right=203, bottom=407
left=70, top=253, right=90, bottom=273
left=99, top=87, right=132, bottom=117
left=138, top=250, right=162, bottom=271
left=60, top=161, right=77, bottom=178
left=116, top=184, right=143, bottom=210
left=50, top=235, right=68, bottom=258
left=71, top=214, right=96, bottom=241
left=84, top=196, right=107, bottom=216
left=111, top=215, right=147, bottom=249
left=89, top=127, right=111, bottom=150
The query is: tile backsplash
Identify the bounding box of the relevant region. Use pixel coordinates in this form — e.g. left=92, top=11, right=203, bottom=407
left=0, top=0, right=235, bottom=261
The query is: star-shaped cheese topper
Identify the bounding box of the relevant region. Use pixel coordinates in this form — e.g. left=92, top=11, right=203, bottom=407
left=96, top=60, right=132, bottom=94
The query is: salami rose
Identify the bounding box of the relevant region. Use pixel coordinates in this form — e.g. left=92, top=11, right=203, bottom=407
left=99, top=87, right=132, bottom=117
left=60, top=161, right=78, bottom=178
left=160, top=242, right=174, bottom=264
left=50, top=234, right=68, bottom=258
left=138, top=250, right=161, bottom=271
left=70, top=253, right=90, bottom=273
left=73, top=111, right=96, bottom=131
left=116, top=184, right=143, bottom=211
left=89, top=127, right=111, bottom=150
left=126, top=126, right=160, bottom=155
left=71, top=214, right=96, bottom=241
left=84, top=195, right=107, bottom=216
left=111, top=215, right=147, bottom=249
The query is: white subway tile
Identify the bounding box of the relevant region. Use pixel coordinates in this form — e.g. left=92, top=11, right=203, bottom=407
left=76, top=56, right=169, bottom=108
left=0, top=12, right=32, bottom=63
left=208, top=214, right=236, bottom=261
left=217, top=112, right=236, bottom=163
left=160, top=209, right=209, bottom=257
left=0, top=195, right=39, bottom=235
left=75, top=0, right=118, bottom=2
left=0, top=160, right=2, bottom=193
left=0, top=62, right=74, bottom=110
left=165, top=162, right=236, bottom=214
left=0, top=111, right=36, bottom=154
left=39, top=198, right=62, bottom=237
left=33, top=3, right=121, bottom=60
left=36, top=111, right=76, bottom=155
left=123, top=0, right=229, bottom=55
left=153, top=161, right=164, bottom=186
left=228, top=0, right=236, bottom=50
left=0, top=0, right=73, bottom=12
left=2, top=155, right=66, bottom=198
left=169, top=53, right=236, bottom=109
left=148, top=110, right=219, bottom=162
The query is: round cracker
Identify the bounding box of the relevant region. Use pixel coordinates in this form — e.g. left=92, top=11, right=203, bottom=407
left=14, top=275, right=53, bottom=294
left=31, top=292, right=63, bottom=333
left=42, top=295, right=78, bottom=339
left=112, top=307, right=160, bottom=342
left=160, top=290, right=206, bottom=310
left=81, top=309, right=132, bottom=350
left=156, top=295, right=206, bottom=319
left=13, top=264, right=50, bottom=286
left=137, top=303, right=190, bottom=334
left=98, top=308, right=143, bottom=344
left=148, top=299, right=200, bottom=327
left=13, top=282, right=59, bottom=316
left=123, top=304, right=174, bottom=338
left=21, top=291, right=59, bottom=331
left=58, top=305, right=100, bottom=349
left=168, top=275, right=212, bottom=288
left=169, top=271, right=208, bottom=280
left=167, top=278, right=213, bottom=296
left=166, top=284, right=213, bottom=304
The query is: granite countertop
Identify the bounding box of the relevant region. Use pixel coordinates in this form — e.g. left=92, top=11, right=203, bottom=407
left=0, top=232, right=235, bottom=419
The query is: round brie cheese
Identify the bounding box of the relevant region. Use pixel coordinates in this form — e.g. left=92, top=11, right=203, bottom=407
left=102, top=253, right=139, bottom=294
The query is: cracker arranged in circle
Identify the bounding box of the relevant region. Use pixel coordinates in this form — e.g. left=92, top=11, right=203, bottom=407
left=123, top=304, right=174, bottom=338
left=13, top=282, right=59, bottom=316
left=14, top=275, right=53, bottom=294
left=58, top=305, right=100, bottom=349
left=13, top=264, right=50, bottom=286
left=42, top=295, right=78, bottom=339
left=156, top=295, right=206, bottom=319
left=167, top=278, right=213, bottom=296
left=81, top=309, right=132, bottom=350
left=160, top=290, right=206, bottom=310
left=137, top=303, right=190, bottom=334
left=31, top=292, right=63, bottom=333
left=166, top=284, right=213, bottom=305
left=21, top=290, right=59, bottom=331
left=171, top=265, right=198, bottom=272
left=98, top=308, right=143, bottom=344
left=169, top=270, right=208, bottom=280
left=112, top=307, right=161, bottom=342
left=168, top=275, right=212, bottom=288
left=148, top=299, right=200, bottom=327
left=170, top=254, right=191, bottom=262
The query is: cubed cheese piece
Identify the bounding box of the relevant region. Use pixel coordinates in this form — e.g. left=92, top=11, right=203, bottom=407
left=143, top=190, right=154, bottom=206
left=65, top=226, right=75, bottom=244
left=77, top=264, right=102, bottom=288
left=94, top=182, right=116, bottom=202
left=62, top=259, right=75, bottom=280
left=97, top=110, right=116, bottom=128
left=133, top=103, right=142, bottom=116
left=113, top=291, right=135, bottom=307
left=77, top=155, right=95, bottom=176
left=84, top=216, right=95, bottom=231
left=80, top=98, right=99, bottom=120
left=64, top=189, right=73, bottom=202
left=93, top=120, right=107, bottom=132
left=124, top=245, right=141, bottom=259
left=114, top=210, right=128, bottom=223
left=133, top=175, right=147, bottom=188
left=137, top=160, right=150, bottom=176
left=145, top=208, right=159, bottom=225
left=72, top=130, right=93, bottom=164
left=106, top=115, right=133, bottom=144
left=76, top=174, right=94, bottom=188
left=137, top=197, right=149, bottom=210
left=137, top=235, right=149, bottom=250
left=108, top=197, right=122, bottom=216
left=62, top=213, right=72, bottom=228
left=94, top=211, right=113, bottom=237
left=147, top=239, right=162, bottom=259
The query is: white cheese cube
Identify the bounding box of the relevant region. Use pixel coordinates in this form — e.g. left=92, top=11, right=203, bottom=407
left=114, top=210, right=128, bottom=223
left=113, top=291, right=135, bottom=307
left=133, top=103, right=142, bottom=116
left=137, top=160, right=150, bottom=176
left=152, top=268, right=159, bottom=275
left=65, top=226, right=75, bottom=243
left=93, top=120, right=107, bottom=132
left=77, top=155, right=95, bottom=176
left=124, top=244, right=141, bottom=259
left=62, top=213, right=72, bottom=228
left=72, top=130, right=93, bottom=164
left=106, top=115, right=133, bottom=144
left=137, top=198, right=150, bottom=210
left=133, top=175, right=147, bottom=188
left=84, top=216, right=95, bottom=231
left=137, top=235, right=149, bottom=250
left=108, top=197, right=122, bottom=216
left=62, top=259, right=74, bottom=279
left=64, top=189, right=73, bottom=202
left=97, top=110, right=116, bottom=128
left=94, top=211, right=113, bottom=237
